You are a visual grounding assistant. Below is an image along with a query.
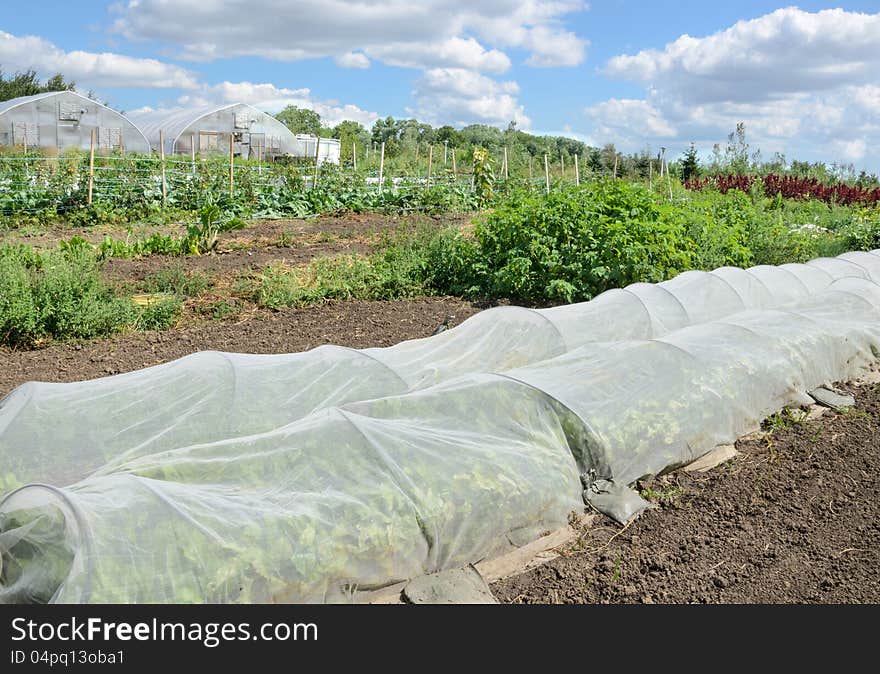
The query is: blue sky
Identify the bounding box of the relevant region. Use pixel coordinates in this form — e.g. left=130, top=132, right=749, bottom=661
left=2, top=2, right=879, bottom=170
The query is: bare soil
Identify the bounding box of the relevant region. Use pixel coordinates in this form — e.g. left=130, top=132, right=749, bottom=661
left=493, top=380, right=880, bottom=604
left=0, top=212, right=472, bottom=250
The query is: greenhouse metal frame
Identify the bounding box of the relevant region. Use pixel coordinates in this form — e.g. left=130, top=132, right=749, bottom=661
left=0, top=90, right=150, bottom=154
left=127, top=102, right=338, bottom=162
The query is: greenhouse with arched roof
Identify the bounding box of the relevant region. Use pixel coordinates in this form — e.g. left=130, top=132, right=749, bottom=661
left=127, top=102, right=338, bottom=162
left=0, top=90, right=150, bottom=154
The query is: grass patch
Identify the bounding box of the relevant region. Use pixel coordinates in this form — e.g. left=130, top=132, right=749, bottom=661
left=141, top=265, right=210, bottom=298
left=0, top=244, right=183, bottom=346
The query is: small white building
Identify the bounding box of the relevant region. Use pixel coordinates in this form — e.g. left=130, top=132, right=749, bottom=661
left=294, top=134, right=341, bottom=165
left=0, top=90, right=150, bottom=153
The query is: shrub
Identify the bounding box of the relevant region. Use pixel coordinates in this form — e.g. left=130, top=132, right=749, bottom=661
left=0, top=247, right=135, bottom=346
left=475, top=181, right=696, bottom=303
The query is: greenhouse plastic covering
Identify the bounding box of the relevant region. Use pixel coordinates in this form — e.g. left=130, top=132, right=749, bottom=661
left=1, top=250, right=880, bottom=603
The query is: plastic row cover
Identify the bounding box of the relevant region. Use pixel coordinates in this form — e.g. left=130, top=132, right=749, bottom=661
left=2, top=249, right=879, bottom=495
left=0, top=251, right=879, bottom=603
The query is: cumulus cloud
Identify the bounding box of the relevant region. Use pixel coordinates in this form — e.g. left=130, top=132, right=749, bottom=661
left=409, top=68, right=530, bottom=128
left=586, top=99, right=676, bottom=139
left=605, top=8, right=880, bottom=102
left=0, top=30, right=198, bottom=89
left=111, top=0, right=587, bottom=72
left=591, top=8, right=880, bottom=170
left=365, top=37, right=511, bottom=74
left=110, top=1, right=592, bottom=130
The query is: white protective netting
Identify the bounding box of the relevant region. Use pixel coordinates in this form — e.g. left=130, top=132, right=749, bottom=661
left=1, top=250, right=879, bottom=603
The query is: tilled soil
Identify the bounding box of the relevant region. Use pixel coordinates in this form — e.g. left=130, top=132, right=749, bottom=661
left=0, top=212, right=472, bottom=250
left=101, top=241, right=372, bottom=283
left=0, top=297, right=480, bottom=396
left=493, top=380, right=880, bottom=604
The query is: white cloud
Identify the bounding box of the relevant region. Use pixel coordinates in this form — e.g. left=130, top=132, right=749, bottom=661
left=591, top=8, right=880, bottom=171
left=178, top=81, right=380, bottom=128
left=0, top=30, right=198, bottom=89
left=586, top=99, right=676, bottom=139
left=335, top=52, right=371, bottom=69
left=409, top=68, right=530, bottom=128
left=112, top=0, right=587, bottom=72
left=365, top=37, right=511, bottom=74
left=605, top=8, right=880, bottom=103
left=110, top=1, right=592, bottom=132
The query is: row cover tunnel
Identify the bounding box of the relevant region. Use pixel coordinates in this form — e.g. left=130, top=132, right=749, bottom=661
left=1, top=251, right=880, bottom=602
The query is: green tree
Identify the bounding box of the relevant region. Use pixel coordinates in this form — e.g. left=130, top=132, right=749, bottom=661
left=680, top=143, right=700, bottom=181
left=0, top=68, right=75, bottom=101
left=332, top=120, right=370, bottom=162
left=371, top=116, right=402, bottom=156
left=725, top=122, right=750, bottom=174
left=435, top=125, right=460, bottom=147
left=275, top=105, right=322, bottom=135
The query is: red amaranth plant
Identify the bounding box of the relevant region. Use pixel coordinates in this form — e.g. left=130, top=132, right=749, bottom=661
left=686, top=173, right=880, bottom=206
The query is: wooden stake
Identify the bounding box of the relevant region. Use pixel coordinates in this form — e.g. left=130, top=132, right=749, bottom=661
left=427, top=145, right=433, bottom=186
left=352, top=141, right=357, bottom=171
left=574, top=153, right=580, bottom=186
left=613, top=154, right=618, bottom=179
left=257, top=138, right=262, bottom=176
left=159, top=130, right=167, bottom=203
left=88, top=128, right=96, bottom=205
left=543, top=154, right=550, bottom=194
left=377, top=141, right=385, bottom=192
left=313, top=134, right=320, bottom=188
left=648, top=160, right=653, bottom=190
left=191, top=133, right=196, bottom=175
left=229, top=133, right=235, bottom=198
left=503, top=146, right=509, bottom=179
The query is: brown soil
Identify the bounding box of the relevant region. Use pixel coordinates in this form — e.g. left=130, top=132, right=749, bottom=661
left=100, top=241, right=372, bottom=284
left=0, top=212, right=473, bottom=250
left=0, top=297, right=480, bottom=397
left=493, top=380, right=880, bottom=604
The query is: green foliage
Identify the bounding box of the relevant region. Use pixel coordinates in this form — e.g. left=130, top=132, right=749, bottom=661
left=142, top=266, right=210, bottom=298
left=275, top=105, right=322, bottom=136
left=0, top=246, right=134, bottom=346
left=680, top=143, right=700, bottom=181
left=0, top=244, right=196, bottom=346
left=186, top=204, right=247, bottom=254
left=0, top=68, right=74, bottom=101
left=135, top=297, right=182, bottom=331
left=474, top=180, right=696, bottom=303
left=252, top=245, right=427, bottom=310
left=472, top=147, right=495, bottom=206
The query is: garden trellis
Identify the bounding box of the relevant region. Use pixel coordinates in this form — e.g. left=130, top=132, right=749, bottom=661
left=1, top=250, right=880, bottom=603
left=0, top=149, right=478, bottom=217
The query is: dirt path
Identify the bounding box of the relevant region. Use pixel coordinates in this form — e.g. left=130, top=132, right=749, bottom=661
left=493, top=380, right=880, bottom=604
left=0, top=297, right=480, bottom=397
